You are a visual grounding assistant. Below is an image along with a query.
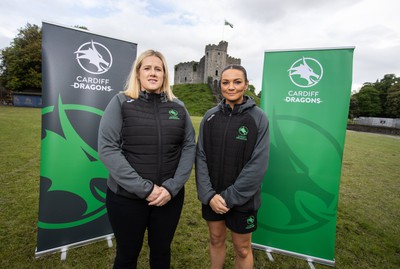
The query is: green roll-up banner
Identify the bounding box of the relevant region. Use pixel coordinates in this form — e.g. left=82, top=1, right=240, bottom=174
left=253, top=47, right=355, bottom=266
left=36, top=22, right=137, bottom=257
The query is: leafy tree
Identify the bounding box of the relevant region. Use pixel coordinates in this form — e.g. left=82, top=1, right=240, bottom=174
left=353, top=86, right=382, bottom=117
left=74, top=25, right=89, bottom=30
left=349, top=74, right=400, bottom=118
left=371, top=74, right=399, bottom=117
left=386, top=82, right=400, bottom=118
left=0, top=23, right=42, bottom=92
left=247, top=84, right=255, bottom=93
left=0, top=24, right=89, bottom=94
left=348, top=94, right=360, bottom=118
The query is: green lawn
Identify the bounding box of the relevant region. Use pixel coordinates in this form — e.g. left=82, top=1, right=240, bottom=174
left=0, top=106, right=399, bottom=268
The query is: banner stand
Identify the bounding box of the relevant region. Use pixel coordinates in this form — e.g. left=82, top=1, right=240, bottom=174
left=35, top=233, right=114, bottom=259
left=61, top=248, right=67, bottom=261
left=58, top=235, right=113, bottom=261
left=252, top=243, right=335, bottom=267
left=308, top=261, right=316, bottom=269
left=107, top=235, right=114, bottom=248
left=37, top=22, right=137, bottom=258
left=265, top=249, right=274, bottom=262
left=253, top=47, right=354, bottom=268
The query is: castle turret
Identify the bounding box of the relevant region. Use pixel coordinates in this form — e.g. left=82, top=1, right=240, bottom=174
left=204, top=41, right=227, bottom=84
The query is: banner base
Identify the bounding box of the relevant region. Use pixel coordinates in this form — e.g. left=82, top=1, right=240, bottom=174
left=252, top=243, right=335, bottom=267
left=35, top=233, right=114, bottom=259
left=61, top=248, right=67, bottom=261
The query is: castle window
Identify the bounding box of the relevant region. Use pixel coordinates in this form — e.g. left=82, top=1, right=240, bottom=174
left=215, top=70, right=218, bottom=76
left=218, top=52, right=220, bottom=55
left=185, top=77, right=187, bottom=82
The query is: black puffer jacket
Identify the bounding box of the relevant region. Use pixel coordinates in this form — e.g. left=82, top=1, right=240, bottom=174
left=196, top=96, right=270, bottom=211
left=99, top=91, right=196, bottom=200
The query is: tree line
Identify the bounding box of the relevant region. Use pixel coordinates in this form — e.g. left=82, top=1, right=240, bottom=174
left=1, top=23, right=399, bottom=118
left=350, top=74, right=400, bottom=118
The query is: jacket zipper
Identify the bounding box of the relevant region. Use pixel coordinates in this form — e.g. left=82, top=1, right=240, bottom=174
left=154, top=99, right=162, bottom=185
left=217, top=112, right=232, bottom=192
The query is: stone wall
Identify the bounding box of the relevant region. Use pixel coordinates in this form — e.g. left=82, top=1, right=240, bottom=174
left=173, top=61, right=202, bottom=84
left=347, top=124, right=400, bottom=136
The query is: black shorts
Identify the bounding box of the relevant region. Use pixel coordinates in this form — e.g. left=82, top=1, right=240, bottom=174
left=202, top=204, right=258, bottom=234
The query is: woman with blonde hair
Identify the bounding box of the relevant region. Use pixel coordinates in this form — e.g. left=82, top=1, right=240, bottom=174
left=99, top=49, right=196, bottom=269
left=124, top=50, right=175, bottom=100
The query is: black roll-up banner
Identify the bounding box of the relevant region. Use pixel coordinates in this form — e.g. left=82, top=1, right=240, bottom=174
left=36, top=21, right=137, bottom=256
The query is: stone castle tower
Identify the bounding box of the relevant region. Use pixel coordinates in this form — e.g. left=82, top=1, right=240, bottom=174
left=174, top=41, right=241, bottom=86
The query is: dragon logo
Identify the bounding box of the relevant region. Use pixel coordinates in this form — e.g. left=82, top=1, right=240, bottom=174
left=258, top=112, right=338, bottom=234
left=247, top=216, right=255, bottom=224
left=236, top=126, right=249, bottom=141
left=168, top=109, right=180, bottom=120
left=239, top=126, right=249, bottom=136
left=74, top=40, right=113, bottom=75
left=38, top=96, right=109, bottom=229
left=288, top=57, right=323, bottom=88
left=246, top=215, right=255, bottom=230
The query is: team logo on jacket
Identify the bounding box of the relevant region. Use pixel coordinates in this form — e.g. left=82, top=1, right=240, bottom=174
left=236, top=126, right=249, bottom=141
left=168, top=109, right=180, bottom=120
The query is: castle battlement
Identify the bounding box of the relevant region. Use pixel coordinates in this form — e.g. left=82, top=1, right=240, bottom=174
left=174, top=60, right=198, bottom=67
left=227, top=55, right=240, bottom=62
left=205, top=41, right=228, bottom=52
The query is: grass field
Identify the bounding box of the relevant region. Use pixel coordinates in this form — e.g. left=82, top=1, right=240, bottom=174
left=0, top=106, right=399, bottom=268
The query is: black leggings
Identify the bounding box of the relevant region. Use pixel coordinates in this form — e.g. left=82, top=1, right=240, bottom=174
left=106, top=187, right=184, bottom=269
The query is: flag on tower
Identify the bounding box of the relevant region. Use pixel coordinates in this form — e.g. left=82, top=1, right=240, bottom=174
left=224, top=20, right=233, bottom=28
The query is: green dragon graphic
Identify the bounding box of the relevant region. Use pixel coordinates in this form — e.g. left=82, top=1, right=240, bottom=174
left=259, top=113, right=339, bottom=234
left=38, top=96, right=109, bottom=229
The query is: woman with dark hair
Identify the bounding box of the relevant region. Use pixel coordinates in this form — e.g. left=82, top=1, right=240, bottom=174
left=196, top=64, right=270, bottom=269
left=99, top=50, right=196, bottom=269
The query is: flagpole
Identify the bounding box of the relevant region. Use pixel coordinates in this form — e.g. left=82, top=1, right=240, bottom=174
left=222, top=19, right=225, bottom=41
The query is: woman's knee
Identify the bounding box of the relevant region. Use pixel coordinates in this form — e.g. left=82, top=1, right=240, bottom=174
left=234, top=244, right=252, bottom=259
left=208, top=221, right=227, bottom=246
left=209, top=231, right=226, bottom=247
left=232, top=232, right=252, bottom=259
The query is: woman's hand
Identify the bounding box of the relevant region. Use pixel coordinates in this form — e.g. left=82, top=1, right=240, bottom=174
left=148, top=186, right=171, bottom=206
left=146, top=185, right=161, bottom=203
left=209, top=194, right=229, bottom=214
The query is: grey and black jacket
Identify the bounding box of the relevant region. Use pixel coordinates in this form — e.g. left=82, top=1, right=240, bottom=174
left=196, top=96, right=270, bottom=211
left=98, top=91, right=196, bottom=200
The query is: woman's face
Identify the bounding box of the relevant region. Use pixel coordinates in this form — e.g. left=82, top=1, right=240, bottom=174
left=139, top=55, right=164, bottom=93
left=220, top=69, right=248, bottom=108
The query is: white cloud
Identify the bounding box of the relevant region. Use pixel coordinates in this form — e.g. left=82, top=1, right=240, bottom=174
left=0, top=0, right=399, bottom=93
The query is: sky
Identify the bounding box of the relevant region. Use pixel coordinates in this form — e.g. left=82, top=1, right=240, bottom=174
left=0, top=0, right=399, bottom=93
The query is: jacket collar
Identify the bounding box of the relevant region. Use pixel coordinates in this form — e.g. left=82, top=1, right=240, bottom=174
left=139, top=90, right=168, bottom=103
left=219, top=96, right=256, bottom=114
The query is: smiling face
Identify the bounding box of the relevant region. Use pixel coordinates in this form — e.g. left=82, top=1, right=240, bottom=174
left=139, top=55, right=164, bottom=93
left=220, top=68, right=249, bottom=109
